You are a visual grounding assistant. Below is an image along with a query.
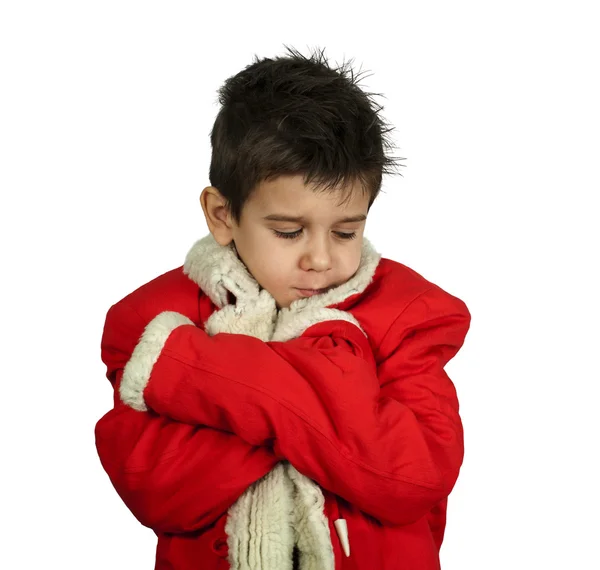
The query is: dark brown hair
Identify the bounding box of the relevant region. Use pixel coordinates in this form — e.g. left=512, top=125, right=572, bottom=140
left=209, top=46, right=404, bottom=223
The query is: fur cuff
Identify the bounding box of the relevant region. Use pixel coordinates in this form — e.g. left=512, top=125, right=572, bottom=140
left=119, top=311, right=195, bottom=411
left=272, top=307, right=366, bottom=343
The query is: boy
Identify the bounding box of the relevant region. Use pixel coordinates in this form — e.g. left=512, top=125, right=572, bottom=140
left=95, top=46, right=471, bottom=570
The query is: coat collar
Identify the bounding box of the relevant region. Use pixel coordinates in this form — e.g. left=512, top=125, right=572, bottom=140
left=183, top=233, right=382, bottom=311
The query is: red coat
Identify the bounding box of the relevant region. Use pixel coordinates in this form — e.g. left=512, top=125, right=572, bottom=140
left=95, top=235, right=471, bottom=569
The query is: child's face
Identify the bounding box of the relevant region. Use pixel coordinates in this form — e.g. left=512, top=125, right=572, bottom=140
left=224, top=174, right=369, bottom=309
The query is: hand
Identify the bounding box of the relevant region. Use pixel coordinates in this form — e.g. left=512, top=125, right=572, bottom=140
left=204, top=276, right=277, bottom=342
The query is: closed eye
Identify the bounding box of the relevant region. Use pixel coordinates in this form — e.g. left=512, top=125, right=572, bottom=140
left=335, top=231, right=357, bottom=240
left=273, top=229, right=303, bottom=239
left=272, top=229, right=357, bottom=240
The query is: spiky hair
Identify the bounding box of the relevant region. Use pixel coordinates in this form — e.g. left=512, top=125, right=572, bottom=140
left=209, top=45, right=404, bottom=222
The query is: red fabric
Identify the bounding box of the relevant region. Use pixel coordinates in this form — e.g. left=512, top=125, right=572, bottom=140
left=95, top=258, right=471, bottom=569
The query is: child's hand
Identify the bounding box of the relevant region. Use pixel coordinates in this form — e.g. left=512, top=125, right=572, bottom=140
left=204, top=279, right=277, bottom=342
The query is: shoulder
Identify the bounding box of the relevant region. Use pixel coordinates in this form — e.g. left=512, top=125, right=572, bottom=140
left=349, top=256, right=471, bottom=356
left=377, top=257, right=469, bottom=313
left=108, top=265, right=204, bottom=326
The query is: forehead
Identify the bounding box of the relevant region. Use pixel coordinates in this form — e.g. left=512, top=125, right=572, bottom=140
left=247, top=174, right=370, bottom=219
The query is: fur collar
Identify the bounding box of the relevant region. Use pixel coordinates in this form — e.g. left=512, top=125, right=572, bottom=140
left=182, top=233, right=381, bottom=312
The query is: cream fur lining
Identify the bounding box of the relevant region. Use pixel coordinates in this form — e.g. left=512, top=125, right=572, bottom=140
left=272, top=307, right=365, bottom=343
left=119, top=311, right=194, bottom=411
left=120, top=233, right=381, bottom=569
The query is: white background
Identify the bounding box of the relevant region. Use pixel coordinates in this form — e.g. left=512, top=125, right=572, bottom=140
left=1, top=1, right=599, bottom=568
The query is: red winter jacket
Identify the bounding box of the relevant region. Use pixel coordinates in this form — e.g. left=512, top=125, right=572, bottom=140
left=95, top=235, right=471, bottom=570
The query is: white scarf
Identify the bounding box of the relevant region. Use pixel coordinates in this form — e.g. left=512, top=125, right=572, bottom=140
left=181, top=234, right=381, bottom=570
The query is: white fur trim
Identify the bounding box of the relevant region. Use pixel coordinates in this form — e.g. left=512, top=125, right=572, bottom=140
left=226, top=463, right=296, bottom=570
left=183, top=235, right=259, bottom=308
left=119, top=311, right=194, bottom=411
left=204, top=289, right=277, bottom=342
left=272, top=307, right=366, bottom=343
left=287, top=464, right=335, bottom=570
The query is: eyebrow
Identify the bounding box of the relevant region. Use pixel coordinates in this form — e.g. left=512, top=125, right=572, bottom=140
left=263, top=214, right=367, bottom=224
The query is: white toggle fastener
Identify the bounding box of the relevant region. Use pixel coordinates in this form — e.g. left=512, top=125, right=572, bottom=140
left=334, top=519, right=350, bottom=557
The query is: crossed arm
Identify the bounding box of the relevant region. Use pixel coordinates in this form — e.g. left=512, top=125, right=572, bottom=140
left=95, top=300, right=279, bottom=534
left=95, top=286, right=470, bottom=532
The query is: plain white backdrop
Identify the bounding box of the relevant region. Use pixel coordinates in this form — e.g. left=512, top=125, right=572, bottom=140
left=1, top=1, right=598, bottom=568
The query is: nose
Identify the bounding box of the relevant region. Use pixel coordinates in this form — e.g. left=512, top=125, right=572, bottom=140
left=299, top=236, right=332, bottom=272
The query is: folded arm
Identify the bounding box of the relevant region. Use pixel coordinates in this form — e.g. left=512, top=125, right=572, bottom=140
left=125, top=286, right=471, bottom=526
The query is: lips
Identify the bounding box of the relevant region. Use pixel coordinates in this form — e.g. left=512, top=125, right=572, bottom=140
left=295, top=287, right=329, bottom=297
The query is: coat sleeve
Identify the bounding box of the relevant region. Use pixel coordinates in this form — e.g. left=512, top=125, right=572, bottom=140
left=94, top=299, right=279, bottom=534
left=131, top=286, right=471, bottom=526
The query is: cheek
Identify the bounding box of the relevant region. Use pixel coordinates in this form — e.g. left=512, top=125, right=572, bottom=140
left=339, top=248, right=362, bottom=279
left=254, top=248, right=292, bottom=286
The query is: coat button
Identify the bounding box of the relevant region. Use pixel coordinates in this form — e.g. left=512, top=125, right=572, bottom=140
left=211, top=536, right=228, bottom=557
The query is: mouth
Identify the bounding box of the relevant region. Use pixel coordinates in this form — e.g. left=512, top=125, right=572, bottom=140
left=294, top=287, right=329, bottom=298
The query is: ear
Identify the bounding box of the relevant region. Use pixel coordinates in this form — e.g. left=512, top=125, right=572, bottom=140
left=200, top=186, right=235, bottom=246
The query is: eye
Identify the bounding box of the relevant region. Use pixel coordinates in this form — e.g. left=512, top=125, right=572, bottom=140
left=334, top=231, right=357, bottom=240
left=273, top=229, right=303, bottom=239
left=272, top=229, right=357, bottom=240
